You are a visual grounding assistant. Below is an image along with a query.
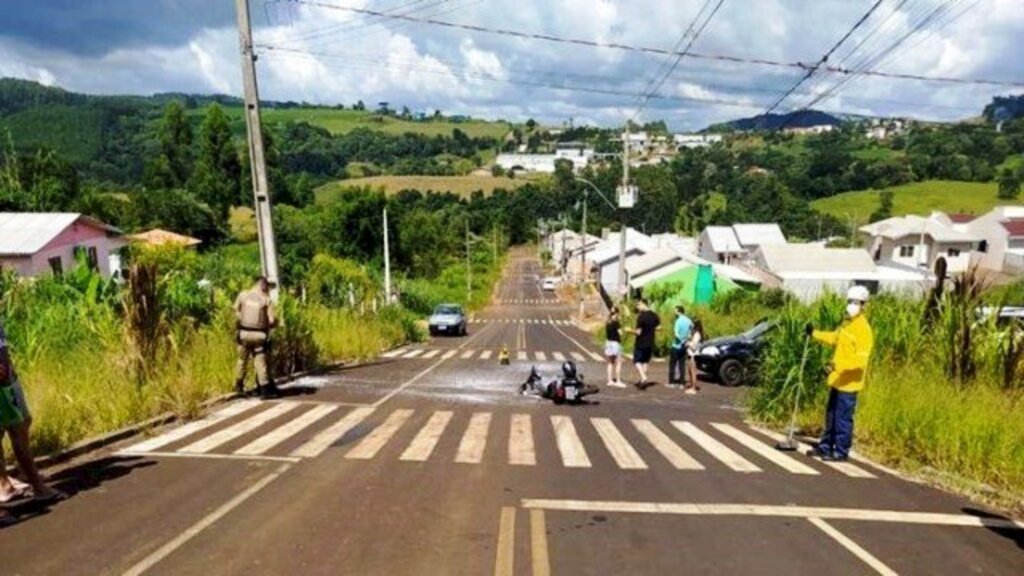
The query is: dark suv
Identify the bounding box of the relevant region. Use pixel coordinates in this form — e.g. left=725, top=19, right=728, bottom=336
left=693, top=321, right=775, bottom=387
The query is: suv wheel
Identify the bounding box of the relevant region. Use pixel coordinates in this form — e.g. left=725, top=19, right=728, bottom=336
left=719, top=358, right=745, bottom=387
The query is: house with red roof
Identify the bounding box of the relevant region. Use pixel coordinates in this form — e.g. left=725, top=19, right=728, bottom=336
left=963, top=206, right=1024, bottom=274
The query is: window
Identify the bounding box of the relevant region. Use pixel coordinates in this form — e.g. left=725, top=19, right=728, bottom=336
left=87, top=247, right=99, bottom=271
left=898, top=245, right=915, bottom=258
left=978, top=240, right=988, bottom=253
left=48, top=257, right=63, bottom=276
left=947, top=248, right=961, bottom=258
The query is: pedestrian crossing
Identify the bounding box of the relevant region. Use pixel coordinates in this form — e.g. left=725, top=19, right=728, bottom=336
left=497, top=299, right=561, bottom=305
left=381, top=347, right=606, bottom=363
left=469, top=318, right=573, bottom=326
left=120, top=402, right=878, bottom=480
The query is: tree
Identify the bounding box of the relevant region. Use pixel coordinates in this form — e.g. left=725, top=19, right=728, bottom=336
left=869, top=189, right=895, bottom=222
left=158, top=101, right=193, bottom=187
left=525, top=118, right=537, bottom=131
left=354, top=100, right=366, bottom=111
left=189, top=104, right=241, bottom=220
left=998, top=168, right=1021, bottom=200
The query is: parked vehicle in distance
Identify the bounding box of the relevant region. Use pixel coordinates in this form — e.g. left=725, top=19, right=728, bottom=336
left=693, top=320, right=776, bottom=387
left=428, top=304, right=468, bottom=336
left=541, top=277, right=559, bottom=291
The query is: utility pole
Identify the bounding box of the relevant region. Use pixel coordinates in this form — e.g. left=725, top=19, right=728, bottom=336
left=235, top=0, right=280, bottom=300
left=383, top=207, right=391, bottom=303
left=617, top=124, right=630, bottom=300
left=466, top=219, right=472, bottom=302
left=561, top=214, right=568, bottom=282
left=579, top=188, right=588, bottom=321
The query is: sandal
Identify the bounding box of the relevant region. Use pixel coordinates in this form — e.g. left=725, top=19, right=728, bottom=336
left=0, top=485, right=32, bottom=504
left=32, top=488, right=67, bottom=504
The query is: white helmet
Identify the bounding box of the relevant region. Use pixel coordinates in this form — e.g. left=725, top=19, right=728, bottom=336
left=847, top=285, right=870, bottom=303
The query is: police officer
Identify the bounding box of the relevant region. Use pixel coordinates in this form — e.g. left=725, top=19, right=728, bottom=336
left=234, top=276, right=279, bottom=399
left=805, top=285, right=874, bottom=462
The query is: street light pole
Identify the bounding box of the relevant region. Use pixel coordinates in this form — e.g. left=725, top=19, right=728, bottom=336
left=578, top=188, right=588, bottom=321
left=618, top=126, right=630, bottom=301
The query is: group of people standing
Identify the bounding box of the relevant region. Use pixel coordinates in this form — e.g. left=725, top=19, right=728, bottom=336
left=602, top=299, right=703, bottom=393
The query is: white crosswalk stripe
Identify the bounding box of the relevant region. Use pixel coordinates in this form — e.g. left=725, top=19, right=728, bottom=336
left=460, top=350, right=475, bottom=359
left=234, top=404, right=338, bottom=456
left=403, top=350, right=424, bottom=359
left=346, top=409, right=414, bottom=460
left=400, top=411, right=453, bottom=462
left=631, top=419, right=704, bottom=470
left=535, top=351, right=547, bottom=361
left=751, top=427, right=877, bottom=479
left=480, top=350, right=493, bottom=360
left=672, top=421, right=761, bottom=473
left=421, top=349, right=440, bottom=359
left=711, top=423, right=820, bottom=475
left=455, top=413, right=492, bottom=464
left=179, top=402, right=301, bottom=454
left=570, top=352, right=586, bottom=362
left=552, top=352, right=566, bottom=362
left=292, top=407, right=374, bottom=458
left=551, top=415, right=591, bottom=468
left=124, top=400, right=261, bottom=453
left=442, top=350, right=457, bottom=360
left=381, top=349, right=404, bottom=358
left=592, top=418, right=647, bottom=470
left=517, top=351, right=528, bottom=361
left=508, top=414, right=536, bottom=466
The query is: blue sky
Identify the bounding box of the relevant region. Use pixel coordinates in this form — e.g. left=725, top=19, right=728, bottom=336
left=0, top=0, right=1021, bottom=130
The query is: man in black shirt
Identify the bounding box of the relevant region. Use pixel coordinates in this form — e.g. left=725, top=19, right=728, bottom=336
left=632, top=299, right=661, bottom=389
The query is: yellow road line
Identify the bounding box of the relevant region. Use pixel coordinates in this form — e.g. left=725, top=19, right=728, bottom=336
left=494, top=507, right=516, bottom=576
left=530, top=509, right=551, bottom=576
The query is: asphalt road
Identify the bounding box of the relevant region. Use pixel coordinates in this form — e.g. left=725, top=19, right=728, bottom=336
left=1, top=248, right=1021, bottom=575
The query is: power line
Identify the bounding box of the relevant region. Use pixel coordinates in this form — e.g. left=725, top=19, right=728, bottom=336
left=760, top=0, right=885, bottom=117
left=266, top=0, right=1024, bottom=88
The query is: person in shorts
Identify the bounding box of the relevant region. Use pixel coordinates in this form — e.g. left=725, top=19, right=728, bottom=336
left=0, top=320, right=64, bottom=525
left=632, top=299, right=661, bottom=389
left=604, top=308, right=625, bottom=388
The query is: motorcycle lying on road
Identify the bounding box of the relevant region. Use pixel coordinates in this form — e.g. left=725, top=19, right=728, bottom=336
left=519, top=362, right=599, bottom=405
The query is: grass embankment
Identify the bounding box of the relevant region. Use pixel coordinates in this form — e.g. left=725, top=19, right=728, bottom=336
left=811, top=179, right=1014, bottom=224
left=220, top=107, right=511, bottom=140
left=315, top=175, right=533, bottom=202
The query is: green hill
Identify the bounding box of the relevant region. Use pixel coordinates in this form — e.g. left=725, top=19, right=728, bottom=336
left=811, top=180, right=1019, bottom=224
left=241, top=108, right=509, bottom=140
left=316, top=175, right=535, bottom=203
left=0, top=104, right=107, bottom=163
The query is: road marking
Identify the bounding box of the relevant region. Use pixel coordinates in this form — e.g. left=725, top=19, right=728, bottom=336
left=124, top=400, right=260, bottom=453
left=592, top=418, right=647, bottom=470
left=631, top=419, right=704, bottom=470
left=570, top=352, right=586, bottom=362
left=711, top=423, right=820, bottom=475
left=530, top=509, right=551, bottom=576
left=117, top=451, right=300, bottom=464
left=400, top=411, right=453, bottom=462
left=179, top=402, right=300, bottom=454
left=587, top=351, right=604, bottom=361
left=455, top=412, right=492, bottom=464
left=751, top=426, right=877, bottom=478
left=461, top=350, right=475, bottom=359
left=381, top=349, right=404, bottom=358
left=535, top=351, right=547, bottom=362
left=551, top=415, right=591, bottom=468
left=517, top=351, right=528, bottom=361
left=234, top=404, right=338, bottom=456
left=509, top=414, right=536, bottom=466
left=121, top=463, right=291, bottom=576
left=481, top=350, right=493, bottom=360
left=520, top=500, right=1024, bottom=530
left=494, top=507, right=516, bottom=576
left=672, top=421, right=761, bottom=473
left=291, top=406, right=375, bottom=458
left=346, top=409, right=414, bottom=460
left=552, top=352, right=566, bottom=362
left=422, top=349, right=440, bottom=359
left=809, top=518, right=897, bottom=575
left=402, top=350, right=424, bottom=359
left=442, top=350, right=457, bottom=360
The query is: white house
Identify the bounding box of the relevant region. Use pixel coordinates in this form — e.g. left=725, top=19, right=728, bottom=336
left=674, top=133, right=723, bottom=149
left=964, top=206, right=1024, bottom=273
left=624, top=248, right=684, bottom=291
left=732, top=223, right=787, bottom=251
left=0, top=212, right=126, bottom=278
left=697, top=226, right=745, bottom=264
left=589, top=228, right=654, bottom=297
left=861, top=213, right=981, bottom=274
left=784, top=124, right=835, bottom=135
left=751, top=243, right=927, bottom=302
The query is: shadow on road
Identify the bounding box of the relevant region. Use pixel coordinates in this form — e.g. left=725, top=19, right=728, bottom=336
left=962, top=507, right=1024, bottom=550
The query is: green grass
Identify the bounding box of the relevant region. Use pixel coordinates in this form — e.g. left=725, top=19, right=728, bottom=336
left=851, top=146, right=902, bottom=161
left=216, top=106, right=510, bottom=140
left=315, top=175, right=532, bottom=202
left=811, top=180, right=1017, bottom=224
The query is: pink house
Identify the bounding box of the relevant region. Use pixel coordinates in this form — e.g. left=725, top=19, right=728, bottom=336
left=0, top=213, right=126, bottom=278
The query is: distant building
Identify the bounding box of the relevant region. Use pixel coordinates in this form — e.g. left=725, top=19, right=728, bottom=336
left=496, top=142, right=595, bottom=174
left=860, top=213, right=981, bottom=274
left=673, top=133, right=723, bottom=149
left=697, top=223, right=786, bottom=263
left=963, top=206, right=1024, bottom=274
left=784, top=124, right=835, bottom=135
left=0, top=212, right=126, bottom=278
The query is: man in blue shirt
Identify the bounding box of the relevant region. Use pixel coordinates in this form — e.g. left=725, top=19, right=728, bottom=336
left=669, top=305, right=693, bottom=388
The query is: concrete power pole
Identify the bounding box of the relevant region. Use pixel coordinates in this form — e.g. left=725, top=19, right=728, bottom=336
left=235, top=0, right=280, bottom=300
left=617, top=125, right=630, bottom=300
left=466, top=219, right=472, bottom=302
left=383, top=208, right=392, bottom=303
left=578, top=188, right=588, bottom=321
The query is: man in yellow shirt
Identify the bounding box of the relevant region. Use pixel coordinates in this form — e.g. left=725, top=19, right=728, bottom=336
left=805, top=285, right=874, bottom=462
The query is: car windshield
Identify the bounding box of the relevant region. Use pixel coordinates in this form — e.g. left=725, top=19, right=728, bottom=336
left=742, top=322, right=774, bottom=340
left=435, top=305, right=461, bottom=315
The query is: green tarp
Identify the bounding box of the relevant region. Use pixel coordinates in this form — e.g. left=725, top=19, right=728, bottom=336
left=645, top=264, right=741, bottom=306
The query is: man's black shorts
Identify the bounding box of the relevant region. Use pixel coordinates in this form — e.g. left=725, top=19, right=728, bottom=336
left=633, top=346, right=653, bottom=364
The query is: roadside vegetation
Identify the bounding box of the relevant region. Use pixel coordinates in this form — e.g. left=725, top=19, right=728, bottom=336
left=811, top=180, right=1004, bottom=225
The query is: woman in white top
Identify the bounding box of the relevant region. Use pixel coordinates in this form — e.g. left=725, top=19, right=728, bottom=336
left=684, top=320, right=703, bottom=394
